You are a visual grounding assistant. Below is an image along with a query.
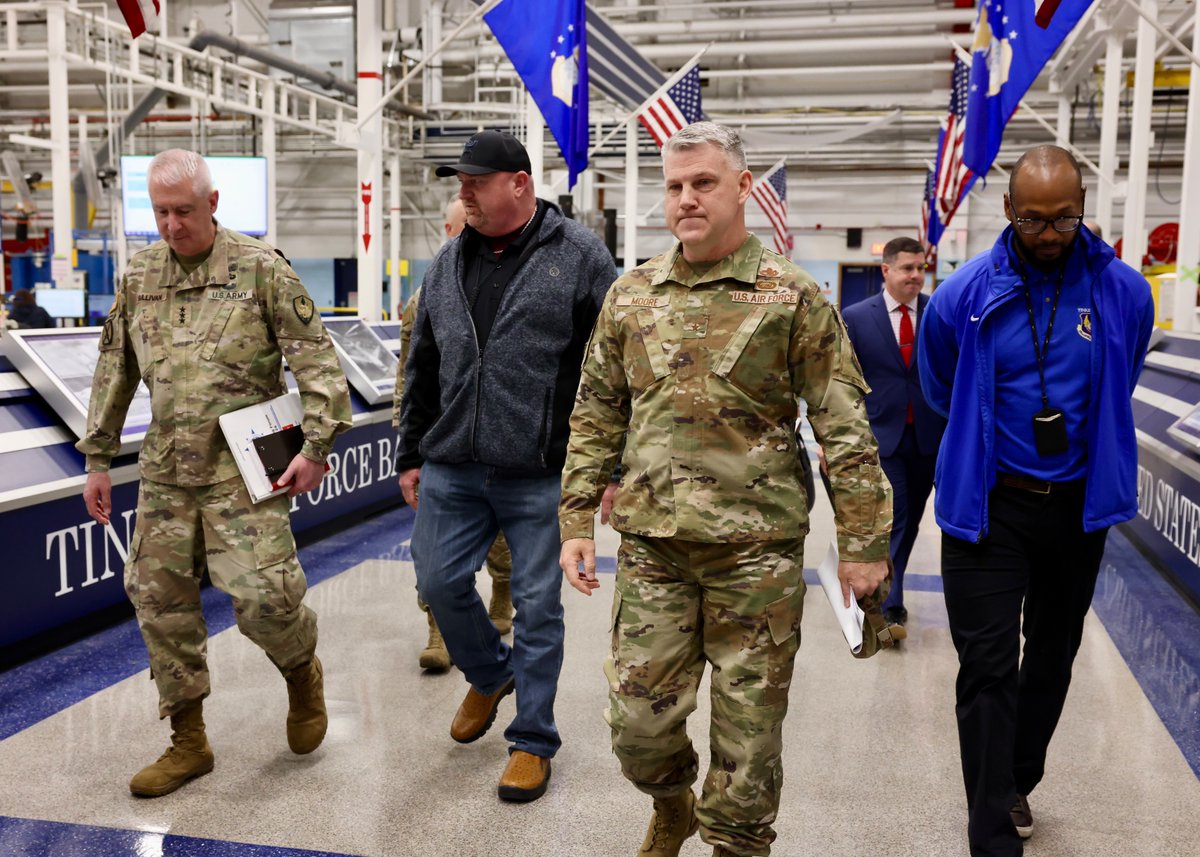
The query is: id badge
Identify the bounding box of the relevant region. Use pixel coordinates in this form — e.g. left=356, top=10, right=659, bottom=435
left=1032, top=407, right=1069, bottom=457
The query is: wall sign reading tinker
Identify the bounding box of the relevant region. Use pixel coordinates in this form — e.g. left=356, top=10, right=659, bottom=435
left=120, top=155, right=268, bottom=237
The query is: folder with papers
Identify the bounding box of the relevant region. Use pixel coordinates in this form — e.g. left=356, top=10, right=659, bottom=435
left=218, top=392, right=306, bottom=503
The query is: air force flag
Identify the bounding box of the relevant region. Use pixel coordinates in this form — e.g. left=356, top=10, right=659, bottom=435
left=962, top=0, right=1094, bottom=179
left=485, top=0, right=589, bottom=188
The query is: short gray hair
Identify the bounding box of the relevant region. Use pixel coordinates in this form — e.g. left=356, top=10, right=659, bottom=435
left=147, top=149, right=213, bottom=196
left=662, top=121, right=747, bottom=172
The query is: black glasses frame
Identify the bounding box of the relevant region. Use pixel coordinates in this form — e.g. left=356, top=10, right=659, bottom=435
left=1013, top=214, right=1084, bottom=235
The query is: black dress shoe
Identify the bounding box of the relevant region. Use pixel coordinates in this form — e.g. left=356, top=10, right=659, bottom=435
left=883, top=606, right=908, bottom=626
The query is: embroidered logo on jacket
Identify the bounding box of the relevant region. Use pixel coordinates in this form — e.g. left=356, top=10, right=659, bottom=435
left=1077, top=308, right=1092, bottom=341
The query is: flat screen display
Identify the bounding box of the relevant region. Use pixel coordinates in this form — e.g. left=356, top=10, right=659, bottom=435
left=2, top=329, right=153, bottom=444
left=325, top=318, right=398, bottom=405
left=1169, top=403, right=1200, bottom=453
left=35, top=288, right=87, bottom=318
left=121, top=155, right=268, bottom=237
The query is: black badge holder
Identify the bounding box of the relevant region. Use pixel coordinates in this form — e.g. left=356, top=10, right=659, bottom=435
left=254, top=425, right=305, bottom=481
left=1023, top=270, right=1070, bottom=458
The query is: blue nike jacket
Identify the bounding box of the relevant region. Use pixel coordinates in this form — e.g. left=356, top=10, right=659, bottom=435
left=918, top=226, right=1155, bottom=542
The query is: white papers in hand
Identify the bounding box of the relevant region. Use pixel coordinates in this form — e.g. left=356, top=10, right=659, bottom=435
left=816, top=541, right=865, bottom=654
left=218, top=392, right=304, bottom=503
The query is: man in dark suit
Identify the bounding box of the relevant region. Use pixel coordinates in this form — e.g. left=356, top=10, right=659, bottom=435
left=842, top=236, right=946, bottom=632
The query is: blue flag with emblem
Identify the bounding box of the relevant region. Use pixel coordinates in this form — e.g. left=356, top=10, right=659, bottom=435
left=962, top=0, right=1093, bottom=179
left=485, top=0, right=589, bottom=188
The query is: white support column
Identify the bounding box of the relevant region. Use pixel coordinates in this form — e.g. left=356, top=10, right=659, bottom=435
left=1056, top=93, right=1071, bottom=146
left=1123, top=0, right=1157, bottom=271
left=428, top=1, right=443, bottom=108
left=526, top=91, right=546, bottom=200
left=356, top=0, right=384, bottom=320
left=624, top=119, right=638, bottom=270
left=1097, top=24, right=1124, bottom=238
left=263, top=81, right=277, bottom=247
left=1173, top=10, right=1200, bottom=332
left=46, top=2, right=73, bottom=273
left=389, top=150, right=402, bottom=316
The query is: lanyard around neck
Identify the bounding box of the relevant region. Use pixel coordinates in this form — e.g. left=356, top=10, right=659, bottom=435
left=1021, top=268, right=1065, bottom=409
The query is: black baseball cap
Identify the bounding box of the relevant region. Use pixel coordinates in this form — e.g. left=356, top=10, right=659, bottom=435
left=435, top=130, right=532, bottom=177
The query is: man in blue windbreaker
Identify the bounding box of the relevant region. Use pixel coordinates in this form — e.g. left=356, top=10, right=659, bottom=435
left=918, top=145, right=1154, bottom=857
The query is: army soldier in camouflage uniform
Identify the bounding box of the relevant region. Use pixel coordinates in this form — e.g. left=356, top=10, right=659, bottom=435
left=392, top=196, right=514, bottom=672
left=559, top=122, right=893, bottom=857
left=79, top=149, right=351, bottom=798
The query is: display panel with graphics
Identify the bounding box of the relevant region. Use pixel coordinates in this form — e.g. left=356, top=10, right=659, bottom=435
left=1, top=328, right=152, bottom=451
left=121, top=155, right=268, bottom=237
left=325, top=317, right=398, bottom=405
left=1168, top=403, right=1200, bottom=454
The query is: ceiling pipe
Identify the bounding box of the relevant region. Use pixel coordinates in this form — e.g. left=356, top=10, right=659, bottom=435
left=72, top=29, right=432, bottom=229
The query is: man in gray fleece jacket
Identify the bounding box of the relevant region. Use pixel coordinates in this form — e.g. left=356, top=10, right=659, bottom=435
left=395, top=130, right=616, bottom=802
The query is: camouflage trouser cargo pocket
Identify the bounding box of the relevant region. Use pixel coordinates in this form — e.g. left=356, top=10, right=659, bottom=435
left=202, top=478, right=317, bottom=673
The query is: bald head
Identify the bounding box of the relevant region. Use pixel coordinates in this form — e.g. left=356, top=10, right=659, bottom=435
left=1004, top=145, right=1087, bottom=269
left=443, top=196, right=467, bottom=239
left=1008, top=145, right=1082, bottom=199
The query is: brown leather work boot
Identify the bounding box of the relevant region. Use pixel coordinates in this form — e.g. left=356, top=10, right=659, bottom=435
left=129, top=700, right=214, bottom=797
left=450, top=676, right=515, bottom=743
left=489, top=580, right=514, bottom=635
left=419, top=613, right=452, bottom=671
left=283, top=655, right=327, bottom=754
left=497, top=749, right=551, bottom=802
left=639, top=790, right=699, bottom=856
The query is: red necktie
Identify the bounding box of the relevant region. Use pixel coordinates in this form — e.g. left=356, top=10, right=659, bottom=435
left=899, top=304, right=914, bottom=423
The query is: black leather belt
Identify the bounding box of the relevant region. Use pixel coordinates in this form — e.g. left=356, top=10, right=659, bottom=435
left=996, top=472, right=1081, bottom=495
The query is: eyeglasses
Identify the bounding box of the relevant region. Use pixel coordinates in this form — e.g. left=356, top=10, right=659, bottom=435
left=1013, top=214, right=1084, bottom=235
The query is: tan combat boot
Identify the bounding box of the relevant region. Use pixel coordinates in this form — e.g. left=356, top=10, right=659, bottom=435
left=129, top=699, right=214, bottom=797
left=283, top=655, right=327, bottom=754
left=489, top=580, right=514, bottom=635
left=638, top=790, right=699, bottom=856
left=419, top=613, right=452, bottom=671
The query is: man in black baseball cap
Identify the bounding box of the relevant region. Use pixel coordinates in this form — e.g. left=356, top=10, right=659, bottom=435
left=434, top=129, right=532, bottom=177
left=398, top=124, right=617, bottom=805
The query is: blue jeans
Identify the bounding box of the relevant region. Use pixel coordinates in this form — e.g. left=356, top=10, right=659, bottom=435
left=411, top=461, right=565, bottom=759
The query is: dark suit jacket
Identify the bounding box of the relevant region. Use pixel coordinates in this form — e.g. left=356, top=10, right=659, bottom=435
left=842, top=292, right=945, bottom=458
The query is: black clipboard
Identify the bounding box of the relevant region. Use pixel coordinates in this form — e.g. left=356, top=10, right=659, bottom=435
left=253, top=425, right=304, bottom=480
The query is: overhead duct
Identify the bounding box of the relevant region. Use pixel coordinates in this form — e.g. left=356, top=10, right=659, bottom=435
left=73, top=30, right=431, bottom=230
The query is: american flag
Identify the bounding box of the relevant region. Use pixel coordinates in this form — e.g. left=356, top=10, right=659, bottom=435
left=637, top=64, right=704, bottom=148
left=116, top=0, right=159, bottom=39
left=751, top=160, right=790, bottom=257
left=918, top=168, right=944, bottom=251
left=933, top=57, right=976, bottom=230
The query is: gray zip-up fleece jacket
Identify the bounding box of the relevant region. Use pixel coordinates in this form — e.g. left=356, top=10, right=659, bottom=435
left=397, top=202, right=617, bottom=476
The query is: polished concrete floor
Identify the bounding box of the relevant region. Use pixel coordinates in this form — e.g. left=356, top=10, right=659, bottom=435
left=1, top=486, right=1199, bottom=857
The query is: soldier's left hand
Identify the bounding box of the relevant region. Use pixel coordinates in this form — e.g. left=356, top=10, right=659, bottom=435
left=560, top=538, right=600, bottom=596
left=275, top=453, right=327, bottom=496
left=837, top=559, right=887, bottom=608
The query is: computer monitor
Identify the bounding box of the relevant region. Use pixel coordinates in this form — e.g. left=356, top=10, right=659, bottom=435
left=34, top=288, right=87, bottom=318
left=121, top=155, right=268, bottom=237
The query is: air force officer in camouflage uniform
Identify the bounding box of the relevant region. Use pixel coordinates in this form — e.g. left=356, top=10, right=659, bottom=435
left=79, top=149, right=351, bottom=798
left=559, top=123, right=893, bottom=857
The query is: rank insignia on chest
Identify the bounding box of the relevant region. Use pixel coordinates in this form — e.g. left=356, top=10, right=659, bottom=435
left=755, top=280, right=779, bottom=291
left=760, top=266, right=780, bottom=278
left=293, top=295, right=315, bottom=325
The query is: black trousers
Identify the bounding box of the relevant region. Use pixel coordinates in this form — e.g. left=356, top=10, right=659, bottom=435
left=942, top=481, right=1108, bottom=857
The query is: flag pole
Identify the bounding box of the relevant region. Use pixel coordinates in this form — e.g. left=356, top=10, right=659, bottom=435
left=944, top=37, right=1113, bottom=189
left=355, top=0, right=506, bottom=131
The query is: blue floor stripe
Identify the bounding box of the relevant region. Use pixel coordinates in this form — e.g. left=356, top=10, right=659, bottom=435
left=0, top=816, right=364, bottom=857
left=0, top=505, right=415, bottom=743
